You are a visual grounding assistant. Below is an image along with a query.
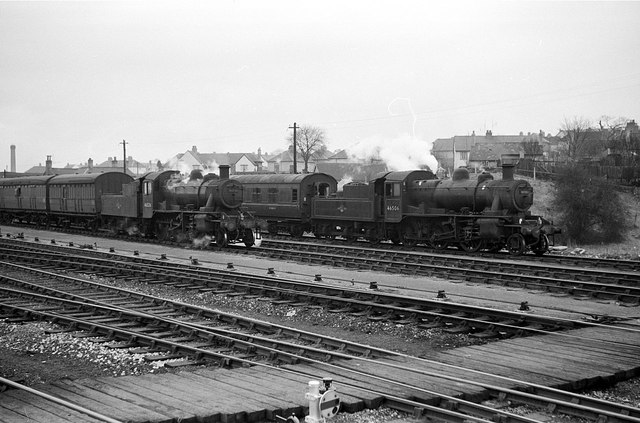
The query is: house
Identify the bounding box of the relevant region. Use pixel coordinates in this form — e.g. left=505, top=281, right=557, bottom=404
left=432, top=130, right=551, bottom=172
left=266, top=148, right=334, bottom=174
left=163, top=146, right=268, bottom=175
left=94, top=156, right=153, bottom=176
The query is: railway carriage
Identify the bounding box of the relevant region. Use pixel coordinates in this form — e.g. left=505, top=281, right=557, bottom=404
left=233, top=173, right=337, bottom=236
left=0, top=175, right=55, bottom=225
left=46, top=172, right=133, bottom=228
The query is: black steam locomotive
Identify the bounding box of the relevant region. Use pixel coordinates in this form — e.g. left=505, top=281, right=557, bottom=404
left=234, top=157, right=559, bottom=255
left=0, top=165, right=264, bottom=247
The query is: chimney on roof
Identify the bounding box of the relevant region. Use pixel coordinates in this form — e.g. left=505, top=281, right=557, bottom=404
left=486, top=130, right=492, bottom=137
left=45, top=155, right=53, bottom=175
left=88, top=158, right=93, bottom=173
left=10, top=145, right=16, bottom=173
left=112, top=158, right=117, bottom=167
left=192, top=146, right=198, bottom=153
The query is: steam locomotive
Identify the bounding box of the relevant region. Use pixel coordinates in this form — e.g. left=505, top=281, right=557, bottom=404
left=234, top=157, right=559, bottom=255
left=0, top=165, right=264, bottom=247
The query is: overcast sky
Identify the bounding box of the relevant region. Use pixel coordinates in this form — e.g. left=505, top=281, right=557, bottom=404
left=1, top=0, right=639, bottom=172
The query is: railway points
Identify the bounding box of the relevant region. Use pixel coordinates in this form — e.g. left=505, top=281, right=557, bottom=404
left=1, top=227, right=639, bottom=422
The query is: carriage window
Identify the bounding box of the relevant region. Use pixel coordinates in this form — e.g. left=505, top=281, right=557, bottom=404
left=144, top=181, right=152, bottom=195
left=252, top=188, right=261, bottom=202
left=268, top=187, right=278, bottom=202
left=15, top=187, right=21, bottom=197
left=292, top=189, right=298, bottom=202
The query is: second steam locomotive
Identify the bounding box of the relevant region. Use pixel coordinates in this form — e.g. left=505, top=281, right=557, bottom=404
left=234, top=156, right=558, bottom=255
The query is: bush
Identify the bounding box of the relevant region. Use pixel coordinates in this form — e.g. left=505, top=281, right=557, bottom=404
left=552, top=165, right=627, bottom=243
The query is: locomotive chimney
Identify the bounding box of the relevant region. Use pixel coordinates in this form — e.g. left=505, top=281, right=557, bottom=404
left=219, top=164, right=230, bottom=180
left=500, top=154, right=519, bottom=181
left=10, top=145, right=16, bottom=173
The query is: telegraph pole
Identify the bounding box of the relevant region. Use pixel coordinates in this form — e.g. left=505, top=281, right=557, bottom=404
left=120, top=139, right=128, bottom=174
left=289, top=122, right=297, bottom=174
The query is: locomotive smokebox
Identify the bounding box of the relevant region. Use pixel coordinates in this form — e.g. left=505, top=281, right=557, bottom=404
left=219, top=165, right=230, bottom=180
left=500, top=154, right=520, bottom=181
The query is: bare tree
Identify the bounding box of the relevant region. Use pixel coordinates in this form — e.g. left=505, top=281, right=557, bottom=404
left=599, top=116, right=639, bottom=165
left=522, top=139, right=543, bottom=158
left=286, top=125, right=328, bottom=173
left=559, top=116, right=595, bottom=162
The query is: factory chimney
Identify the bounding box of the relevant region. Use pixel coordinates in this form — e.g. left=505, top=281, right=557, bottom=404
left=45, top=155, right=53, bottom=175
left=10, top=145, right=16, bottom=173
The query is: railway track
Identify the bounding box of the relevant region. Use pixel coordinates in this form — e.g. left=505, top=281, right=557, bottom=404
left=238, top=238, right=640, bottom=303
left=0, top=240, right=606, bottom=338
left=264, top=234, right=640, bottom=272
left=4, top=223, right=640, bottom=273
left=2, top=261, right=640, bottom=422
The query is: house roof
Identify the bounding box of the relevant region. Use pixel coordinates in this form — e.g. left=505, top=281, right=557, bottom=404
left=326, top=149, right=349, bottom=160
left=469, top=143, right=523, bottom=162
left=433, top=131, right=549, bottom=153
left=23, top=165, right=79, bottom=175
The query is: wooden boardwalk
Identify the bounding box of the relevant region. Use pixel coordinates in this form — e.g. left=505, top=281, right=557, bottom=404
left=2, top=326, right=639, bottom=423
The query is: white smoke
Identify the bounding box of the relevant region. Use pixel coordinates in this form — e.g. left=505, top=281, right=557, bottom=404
left=204, top=159, right=220, bottom=174
left=337, top=175, right=353, bottom=191
left=346, top=133, right=438, bottom=172
left=192, top=235, right=212, bottom=249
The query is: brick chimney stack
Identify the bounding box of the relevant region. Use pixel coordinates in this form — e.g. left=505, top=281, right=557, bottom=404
left=10, top=145, right=16, bottom=173
left=45, top=155, right=53, bottom=175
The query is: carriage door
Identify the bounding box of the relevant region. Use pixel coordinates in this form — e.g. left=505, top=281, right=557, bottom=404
left=384, top=182, right=402, bottom=222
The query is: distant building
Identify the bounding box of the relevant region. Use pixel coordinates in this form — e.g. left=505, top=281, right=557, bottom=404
left=164, top=146, right=268, bottom=175
left=432, top=130, right=551, bottom=172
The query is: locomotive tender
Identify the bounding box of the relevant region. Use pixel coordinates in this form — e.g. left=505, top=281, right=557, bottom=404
left=0, top=165, right=263, bottom=247
left=236, top=157, right=558, bottom=255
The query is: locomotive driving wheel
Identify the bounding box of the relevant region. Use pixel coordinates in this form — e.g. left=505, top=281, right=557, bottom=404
left=460, top=238, right=483, bottom=253
left=243, top=228, right=255, bottom=247
left=531, top=234, right=549, bottom=256
left=429, top=229, right=449, bottom=251
left=506, top=233, right=526, bottom=256
left=216, top=228, right=229, bottom=247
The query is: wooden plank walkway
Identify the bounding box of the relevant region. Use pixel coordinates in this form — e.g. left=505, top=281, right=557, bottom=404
left=2, top=327, right=639, bottom=423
